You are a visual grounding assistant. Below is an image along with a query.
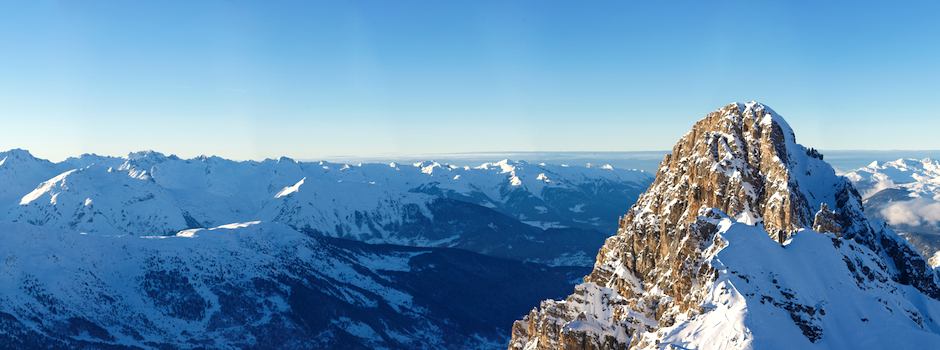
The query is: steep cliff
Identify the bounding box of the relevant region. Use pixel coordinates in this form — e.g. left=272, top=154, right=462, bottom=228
left=510, top=102, right=940, bottom=349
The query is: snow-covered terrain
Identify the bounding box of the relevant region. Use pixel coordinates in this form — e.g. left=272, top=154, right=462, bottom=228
left=510, top=102, right=940, bottom=349
left=0, top=148, right=655, bottom=348
left=844, top=159, right=940, bottom=266
left=651, top=212, right=940, bottom=349
left=0, top=220, right=588, bottom=348
left=844, top=158, right=940, bottom=200
left=0, top=149, right=651, bottom=266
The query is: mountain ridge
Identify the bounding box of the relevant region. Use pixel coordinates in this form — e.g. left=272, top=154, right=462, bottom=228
left=509, top=101, right=940, bottom=349
left=1, top=149, right=652, bottom=267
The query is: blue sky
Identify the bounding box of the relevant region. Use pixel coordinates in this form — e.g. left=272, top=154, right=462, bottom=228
left=1, top=1, right=938, bottom=161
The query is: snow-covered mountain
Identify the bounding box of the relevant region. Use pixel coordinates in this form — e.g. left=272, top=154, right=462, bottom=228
left=844, top=158, right=940, bottom=266
left=0, top=220, right=588, bottom=348
left=1, top=150, right=651, bottom=266
left=0, top=149, right=65, bottom=207
left=510, top=102, right=940, bottom=349
left=0, top=149, right=656, bottom=347
left=844, top=158, right=940, bottom=200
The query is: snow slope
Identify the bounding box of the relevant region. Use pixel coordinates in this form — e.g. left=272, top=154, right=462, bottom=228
left=0, top=149, right=67, bottom=209
left=0, top=220, right=586, bottom=349
left=651, top=212, right=940, bottom=349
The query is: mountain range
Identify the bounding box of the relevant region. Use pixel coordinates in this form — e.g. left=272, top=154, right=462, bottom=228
left=4, top=102, right=940, bottom=349
left=0, top=149, right=651, bottom=267
left=0, top=148, right=651, bottom=348
left=844, top=158, right=940, bottom=267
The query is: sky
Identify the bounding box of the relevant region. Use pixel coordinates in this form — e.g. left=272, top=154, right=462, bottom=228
left=1, top=0, right=938, bottom=161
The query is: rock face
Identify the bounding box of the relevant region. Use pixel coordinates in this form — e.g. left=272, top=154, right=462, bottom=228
left=509, top=102, right=940, bottom=349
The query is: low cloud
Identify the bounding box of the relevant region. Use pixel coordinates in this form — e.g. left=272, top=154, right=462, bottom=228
left=859, top=176, right=898, bottom=199
left=880, top=198, right=940, bottom=227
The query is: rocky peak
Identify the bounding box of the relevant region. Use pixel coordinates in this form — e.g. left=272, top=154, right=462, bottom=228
left=634, top=101, right=864, bottom=243
left=127, top=150, right=168, bottom=161
left=509, top=102, right=940, bottom=349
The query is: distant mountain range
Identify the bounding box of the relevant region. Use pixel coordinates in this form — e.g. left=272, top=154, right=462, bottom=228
left=315, top=150, right=940, bottom=174
left=844, top=158, right=940, bottom=266
left=3, top=113, right=940, bottom=348
left=0, top=148, right=652, bottom=348
left=0, top=149, right=652, bottom=266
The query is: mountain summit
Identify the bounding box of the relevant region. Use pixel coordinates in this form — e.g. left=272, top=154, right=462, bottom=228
left=510, top=102, right=940, bottom=349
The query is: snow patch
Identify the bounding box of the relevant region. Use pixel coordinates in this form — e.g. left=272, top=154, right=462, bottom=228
left=274, top=177, right=305, bottom=198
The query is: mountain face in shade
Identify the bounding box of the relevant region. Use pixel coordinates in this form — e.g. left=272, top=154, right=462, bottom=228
left=510, top=102, right=940, bottom=349
left=0, top=221, right=588, bottom=348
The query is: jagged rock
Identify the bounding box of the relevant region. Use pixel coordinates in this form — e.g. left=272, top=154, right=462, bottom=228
left=510, top=102, right=940, bottom=349
left=813, top=203, right=843, bottom=235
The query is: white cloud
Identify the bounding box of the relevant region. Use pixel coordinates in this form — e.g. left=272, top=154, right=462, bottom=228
left=880, top=198, right=940, bottom=227
left=862, top=176, right=897, bottom=199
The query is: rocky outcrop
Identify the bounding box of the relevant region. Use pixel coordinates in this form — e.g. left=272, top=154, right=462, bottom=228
left=509, top=102, right=940, bottom=349
left=812, top=203, right=843, bottom=234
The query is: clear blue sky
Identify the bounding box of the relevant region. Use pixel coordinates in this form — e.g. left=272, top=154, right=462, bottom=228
left=1, top=1, right=938, bottom=161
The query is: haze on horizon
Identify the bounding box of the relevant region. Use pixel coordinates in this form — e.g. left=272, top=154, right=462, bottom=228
left=1, top=1, right=938, bottom=161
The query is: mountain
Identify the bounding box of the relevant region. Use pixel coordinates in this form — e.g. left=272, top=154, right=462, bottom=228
left=844, top=158, right=940, bottom=266
left=0, top=149, right=67, bottom=207
left=0, top=151, right=651, bottom=348
left=13, top=165, right=191, bottom=236
left=0, top=220, right=588, bottom=348
left=1, top=153, right=651, bottom=267
left=510, top=102, right=940, bottom=349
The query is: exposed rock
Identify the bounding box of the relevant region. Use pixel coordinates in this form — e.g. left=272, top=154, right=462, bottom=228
left=813, top=203, right=843, bottom=235
left=509, top=102, right=940, bottom=349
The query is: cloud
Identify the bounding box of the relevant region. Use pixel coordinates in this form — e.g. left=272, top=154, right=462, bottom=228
left=880, top=198, right=940, bottom=227
left=862, top=176, right=897, bottom=199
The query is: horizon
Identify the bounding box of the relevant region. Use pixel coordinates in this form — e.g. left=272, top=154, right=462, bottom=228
left=3, top=1, right=940, bottom=160
left=6, top=147, right=940, bottom=174
left=9, top=147, right=940, bottom=161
